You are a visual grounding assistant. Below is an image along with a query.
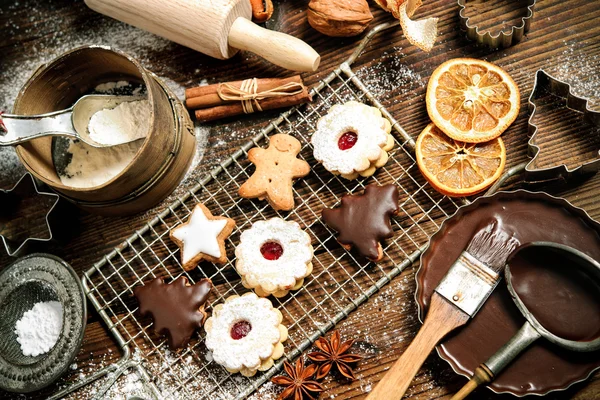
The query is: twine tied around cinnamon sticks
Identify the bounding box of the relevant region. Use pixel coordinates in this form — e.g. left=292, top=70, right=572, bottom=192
left=217, top=78, right=304, bottom=114
left=185, top=75, right=312, bottom=122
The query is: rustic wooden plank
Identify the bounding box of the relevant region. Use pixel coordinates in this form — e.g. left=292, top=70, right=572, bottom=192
left=0, top=0, right=599, bottom=399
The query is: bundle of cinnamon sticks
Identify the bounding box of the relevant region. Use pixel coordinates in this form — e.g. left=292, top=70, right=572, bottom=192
left=185, top=76, right=311, bottom=122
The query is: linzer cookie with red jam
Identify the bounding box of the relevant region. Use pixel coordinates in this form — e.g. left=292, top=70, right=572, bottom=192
left=134, top=276, right=212, bottom=350
left=170, top=203, right=236, bottom=270
left=235, top=218, right=313, bottom=297
left=204, top=292, right=288, bottom=376
left=311, top=101, right=394, bottom=180
left=239, top=133, right=310, bottom=211
left=322, top=184, right=399, bottom=262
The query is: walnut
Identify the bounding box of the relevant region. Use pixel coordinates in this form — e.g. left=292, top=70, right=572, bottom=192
left=307, top=0, right=374, bottom=37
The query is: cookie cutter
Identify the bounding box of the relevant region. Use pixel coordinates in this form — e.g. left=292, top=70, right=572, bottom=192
left=0, top=173, right=60, bottom=256
left=458, top=0, right=536, bottom=49
left=524, top=69, right=600, bottom=183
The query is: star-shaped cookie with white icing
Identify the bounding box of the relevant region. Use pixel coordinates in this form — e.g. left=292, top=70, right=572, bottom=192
left=170, top=203, right=236, bottom=269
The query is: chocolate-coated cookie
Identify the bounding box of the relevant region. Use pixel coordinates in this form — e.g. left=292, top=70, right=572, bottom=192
left=134, top=276, right=212, bottom=349
left=322, top=184, right=399, bottom=261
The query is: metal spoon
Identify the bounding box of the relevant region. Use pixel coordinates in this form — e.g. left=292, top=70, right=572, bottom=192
left=0, top=95, right=146, bottom=148
left=451, top=242, right=600, bottom=400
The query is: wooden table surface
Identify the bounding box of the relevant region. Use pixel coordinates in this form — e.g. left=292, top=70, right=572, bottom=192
left=1, top=0, right=599, bottom=399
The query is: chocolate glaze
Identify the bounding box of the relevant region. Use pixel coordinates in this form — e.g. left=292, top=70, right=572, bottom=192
left=134, top=276, right=212, bottom=350
left=321, top=184, right=399, bottom=260
left=509, top=246, right=600, bottom=342
left=417, top=191, right=600, bottom=395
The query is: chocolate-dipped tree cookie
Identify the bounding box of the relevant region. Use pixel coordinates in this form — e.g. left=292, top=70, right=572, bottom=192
left=322, top=184, right=399, bottom=262
left=134, top=276, right=212, bottom=349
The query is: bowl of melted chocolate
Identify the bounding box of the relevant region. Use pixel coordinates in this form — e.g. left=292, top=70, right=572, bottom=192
left=416, top=190, right=600, bottom=396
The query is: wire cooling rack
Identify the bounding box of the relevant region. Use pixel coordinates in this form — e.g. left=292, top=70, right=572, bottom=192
left=65, top=21, right=468, bottom=400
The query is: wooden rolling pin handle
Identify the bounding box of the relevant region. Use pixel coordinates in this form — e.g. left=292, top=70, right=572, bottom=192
left=450, top=365, right=494, bottom=400
left=366, top=292, right=470, bottom=400
left=228, top=17, right=320, bottom=72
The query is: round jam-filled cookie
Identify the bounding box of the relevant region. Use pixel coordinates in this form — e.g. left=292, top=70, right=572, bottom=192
left=311, top=101, right=394, bottom=179
left=235, top=218, right=313, bottom=297
left=204, top=293, right=288, bottom=377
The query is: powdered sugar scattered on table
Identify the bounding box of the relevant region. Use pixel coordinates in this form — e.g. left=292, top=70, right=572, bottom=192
left=0, top=11, right=175, bottom=113
left=247, top=381, right=280, bottom=399
left=173, top=124, right=211, bottom=194
left=355, top=47, right=423, bottom=101
left=551, top=42, right=600, bottom=109
left=0, top=147, right=26, bottom=185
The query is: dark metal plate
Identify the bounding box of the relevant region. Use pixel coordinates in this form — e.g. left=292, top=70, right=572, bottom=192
left=0, top=254, right=86, bottom=393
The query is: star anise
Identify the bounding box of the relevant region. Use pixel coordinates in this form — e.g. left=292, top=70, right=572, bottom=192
left=307, top=330, right=364, bottom=380
left=271, top=358, right=325, bottom=400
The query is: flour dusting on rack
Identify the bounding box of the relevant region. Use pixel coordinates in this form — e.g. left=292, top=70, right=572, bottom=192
left=80, top=23, right=463, bottom=400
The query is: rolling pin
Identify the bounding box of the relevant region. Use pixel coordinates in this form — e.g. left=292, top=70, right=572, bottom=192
left=84, top=0, right=320, bottom=72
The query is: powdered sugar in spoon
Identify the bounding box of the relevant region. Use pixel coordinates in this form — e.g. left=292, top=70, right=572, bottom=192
left=0, top=95, right=146, bottom=148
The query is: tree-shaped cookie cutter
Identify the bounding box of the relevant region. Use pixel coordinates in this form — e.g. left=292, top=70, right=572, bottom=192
left=487, top=69, right=600, bottom=193
left=525, top=69, right=600, bottom=183
left=0, top=173, right=59, bottom=256
left=458, top=0, right=536, bottom=49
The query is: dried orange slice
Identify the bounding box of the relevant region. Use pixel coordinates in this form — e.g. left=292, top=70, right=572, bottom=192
left=416, top=123, right=506, bottom=197
left=426, top=58, right=520, bottom=143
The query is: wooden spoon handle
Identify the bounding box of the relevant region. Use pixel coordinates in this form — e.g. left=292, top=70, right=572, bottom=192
left=367, top=292, right=470, bottom=400
left=228, top=17, right=320, bottom=72
left=451, top=365, right=494, bottom=400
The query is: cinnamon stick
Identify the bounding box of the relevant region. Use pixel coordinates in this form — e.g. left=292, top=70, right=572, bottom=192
left=194, top=90, right=311, bottom=122
left=185, top=76, right=303, bottom=110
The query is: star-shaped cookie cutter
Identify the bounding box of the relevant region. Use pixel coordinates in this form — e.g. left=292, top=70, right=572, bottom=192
left=458, top=0, right=536, bottom=49
left=0, top=173, right=60, bottom=256
left=525, top=69, right=600, bottom=183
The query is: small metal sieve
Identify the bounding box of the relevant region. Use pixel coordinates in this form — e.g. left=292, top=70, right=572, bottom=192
left=0, top=254, right=86, bottom=393
left=13, top=46, right=196, bottom=216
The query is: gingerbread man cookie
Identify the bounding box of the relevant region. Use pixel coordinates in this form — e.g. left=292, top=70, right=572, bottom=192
left=239, top=133, right=310, bottom=211
left=311, top=101, right=394, bottom=180
left=204, top=292, right=288, bottom=377
left=134, top=276, right=212, bottom=350
left=235, top=218, right=313, bottom=297
left=322, top=184, right=399, bottom=261
left=170, top=203, right=235, bottom=270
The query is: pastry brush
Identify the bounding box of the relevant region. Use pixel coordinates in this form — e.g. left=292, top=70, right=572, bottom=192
left=367, top=218, right=520, bottom=400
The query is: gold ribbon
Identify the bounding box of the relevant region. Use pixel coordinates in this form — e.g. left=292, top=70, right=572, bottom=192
left=217, top=78, right=304, bottom=114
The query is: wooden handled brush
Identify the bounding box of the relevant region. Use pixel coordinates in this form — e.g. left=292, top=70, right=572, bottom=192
left=367, top=218, right=519, bottom=400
